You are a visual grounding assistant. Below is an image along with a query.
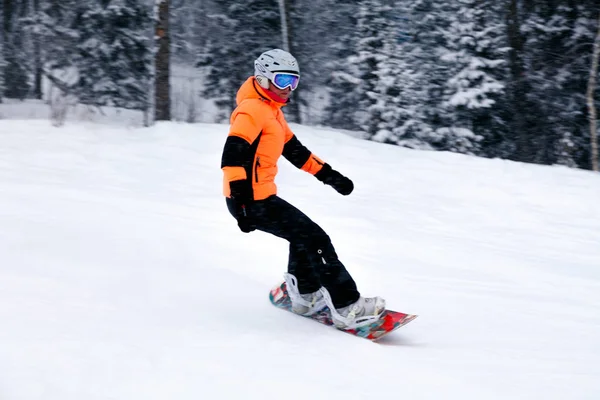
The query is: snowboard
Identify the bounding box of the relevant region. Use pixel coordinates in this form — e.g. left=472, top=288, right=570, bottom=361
left=269, top=281, right=417, bottom=341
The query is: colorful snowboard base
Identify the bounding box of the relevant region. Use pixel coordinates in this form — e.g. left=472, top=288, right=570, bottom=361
left=269, top=281, right=417, bottom=341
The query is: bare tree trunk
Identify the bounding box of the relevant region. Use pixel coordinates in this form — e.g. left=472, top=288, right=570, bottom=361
left=506, top=0, right=531, bottom=162
left=278, top=0, right=290, bottom=52
left=3, top=0, right=13, bottom=35
left=1, top=0, right=13, bottom=103
left=277, top=0, right=301, bottom=123
left=587, top=12, right=600, bottom=172
left=32, top=0, right=42, bottom=99
left=155, top=0, right=171, bottom=121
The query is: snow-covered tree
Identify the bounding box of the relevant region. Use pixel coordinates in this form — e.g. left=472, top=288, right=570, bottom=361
left=199, top=0, right=279, bottom=121
left=1, top=0, right=31, bottom=100
left=324, top=55, right=362, bottom=131
left=390, top=0, right=489, bottom=153
left=171, top=0, right=211, bottom=64
left=24, top=0, right=78, bottom=85
left=547, top=3, right=600, bottom=169
left=354, top=0, right=392, bottom=137
left=510, top=1, right=599, bottom=167
left=72, top=0, right=152, bottom=109
left=0, top=41, right=5, bottom=102
left=26, top=0, right=151, bottom=110
left=439, top=0, right=506, bottom=155
left=370, top=41, right=435, bottom=150
left=321, top=3, right=361, bottom=131
left=403, top=0, right=456, bottom=129
left=588, top=11, right=600, bottom=172
left=2, top=49, right=30, bottom=100
left=367, top=3, right=435, bottom=150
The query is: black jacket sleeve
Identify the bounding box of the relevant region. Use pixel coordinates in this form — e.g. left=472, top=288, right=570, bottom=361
left=282, top=135, right=313, bottom=169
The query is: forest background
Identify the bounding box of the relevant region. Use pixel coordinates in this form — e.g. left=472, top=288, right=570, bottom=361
left=1, top=0, right=600, bottom=171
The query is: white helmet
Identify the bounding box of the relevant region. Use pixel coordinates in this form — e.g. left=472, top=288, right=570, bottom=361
left=254, top=49, right=300, bottom=90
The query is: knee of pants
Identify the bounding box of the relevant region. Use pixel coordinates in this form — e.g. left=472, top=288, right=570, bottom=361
left=291, top=232, right=331, bottom=253
left=310, top=232, right=334, bottom=254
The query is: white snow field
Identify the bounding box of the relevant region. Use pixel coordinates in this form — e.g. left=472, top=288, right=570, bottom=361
left=1, top=119, right=599, bottom=400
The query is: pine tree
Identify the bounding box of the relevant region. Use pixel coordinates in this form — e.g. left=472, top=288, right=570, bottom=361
left=370, top=35, right=436, bottom=150
left=2, top=0, right=31, bottom=100
left=29, top=1, right=73, bottom=62
left=3, top=49, right=30, bottom=99
left=26, top=0, right=151, bottom=110
left=25, top=0, right=86, bottom=97
left=368, top=3, right=436, bottom=150
left=285, top=0, right=357, bottom=124
left=324, top=52, right=362, bottom=131
left=439, top=0, right=506, bottom=155
left=403, top=0, right=455, bottom=129
left=357, top=0, right=479, bottom=153
left=586, top=10, right=600, bottom=172
left=199, top=0, right=280, bottom=122
left=71, top=0, right=152, bottom=109
left=322, top=3, right=362, bottom=131
left=510, top=1, right=599, bottom=167
left=354, top=0, right=391, bottom=137
left=396, top=0, right=485, bottom=153
left=515, top=1, right=568, bottom=165
left=545, top=2, right=600, bottom=168
left=171, top=0, right=211, bottom=65
left=0, top=40, right=5, bottom=102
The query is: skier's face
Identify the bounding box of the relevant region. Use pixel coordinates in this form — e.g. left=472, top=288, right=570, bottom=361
left=269, top=82, right=292, bottom=101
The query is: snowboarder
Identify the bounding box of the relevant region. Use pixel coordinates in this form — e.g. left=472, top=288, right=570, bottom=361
left=221, top=49, right=385, bottom=329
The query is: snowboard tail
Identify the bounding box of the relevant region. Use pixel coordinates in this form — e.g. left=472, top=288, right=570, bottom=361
left=269, top=281, right=417, bottom=341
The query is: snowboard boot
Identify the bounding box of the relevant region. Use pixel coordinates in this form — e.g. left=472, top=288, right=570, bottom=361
left=284, top=273, right=327, bottom=316
left=321, top=288, right=386, bottom=329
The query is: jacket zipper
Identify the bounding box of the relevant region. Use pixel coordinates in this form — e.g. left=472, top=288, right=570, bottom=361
left=254, top=156, right=261, bottom=183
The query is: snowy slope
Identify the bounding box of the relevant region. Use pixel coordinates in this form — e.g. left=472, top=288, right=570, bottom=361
left=0, top=119, right=599, bottom=400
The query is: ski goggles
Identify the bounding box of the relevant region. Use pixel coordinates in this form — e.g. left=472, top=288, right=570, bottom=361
left=271, top=72, right=300, bottom=91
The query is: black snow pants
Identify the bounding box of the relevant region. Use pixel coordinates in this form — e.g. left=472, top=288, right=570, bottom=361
left=226, top=195, right=360, bottom=309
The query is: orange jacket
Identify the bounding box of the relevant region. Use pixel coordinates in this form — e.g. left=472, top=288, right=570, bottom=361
left=221, top=76, right=325, bottom=200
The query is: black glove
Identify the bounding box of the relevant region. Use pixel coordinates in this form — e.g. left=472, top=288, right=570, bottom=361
left=229, top=180, right=256, bottom=233
left=315, top=163, right=354, bottom=196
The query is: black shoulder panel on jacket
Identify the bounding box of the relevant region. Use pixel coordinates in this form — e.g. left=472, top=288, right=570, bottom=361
left=282, top=135, right=311, bottom=169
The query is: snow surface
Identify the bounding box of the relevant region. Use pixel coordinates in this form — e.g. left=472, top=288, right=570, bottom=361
left=1, top=119, right=599, bottom=400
